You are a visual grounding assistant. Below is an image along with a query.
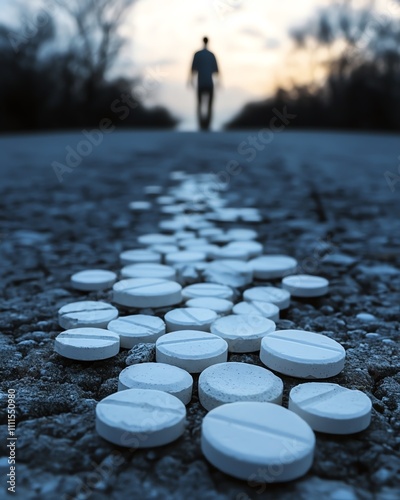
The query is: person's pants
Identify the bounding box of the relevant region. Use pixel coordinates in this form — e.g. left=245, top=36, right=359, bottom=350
left=197, top=87, right=214, bottom=130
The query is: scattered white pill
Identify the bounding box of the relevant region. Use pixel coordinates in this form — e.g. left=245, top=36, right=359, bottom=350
left=186, top=219, right=214, bottom=231
left=210, top=233, right=235, bottom=245
left=249, top=255, right=298, bottom=280
left=121, top=263, right=176, bottom=281
left=158, top=220, right=186, bottom=232
left=199, top=362, right=283, bottom=411
left=107, top=314, right=166, bottom=348
left=211, top=314, right=276, bottom=353
left=179, top=238, right=209, bottom=248
left=201, top=402, right=315, bottom=482
left=260, top=329, right=346, bottom=378
left=289, top=383, right=372, bottom=434
left=210, top=246, right=250, bottom=261
left=282, top=274, right=329, bottom=297
left=186, top=298, right=233, bottom=315
left=54, top=327, right=120, bottom=360
left=129, top=201, right=151, bottom=211
left=187, top=244, right=219, bottom=258
left=182, top=283, right=234, bottom=301
left=120, top=249, right=161, bottom=265
left=156, top=330, right=228, bottom=373
left=118, top=363, right=193, bottom=404
left=164, top=307, right=217, bottom=332
left=70, top=269, right=117, bottom=291
left=243, top=286, right=291, bottom=309
left=113, top=278, right=182, bottom=308
left=96, top=389, right=186, bottom=447
left=165, top=251, right=206, bottom=267
left=156, top=195, right=176, bottom=205
left=233, top=301, right=280, bottom=322
left=226, top=228, right=258, bottom=241
left=198, top=228, right=224, bottom=240
left=226, top=240, right=263, bottom=258
left=144, top=185, right=163, bottom=195
left=150, top=244, right=180, bottom=257
left=204, top=260, right=253, bottom=287
left=161, top=204, right=186, bottom=215
left=58, top=301, right=118, bottom=329
left=173, top=230, right=196, bottom=241
left=138, top=233, right=176, bottom=246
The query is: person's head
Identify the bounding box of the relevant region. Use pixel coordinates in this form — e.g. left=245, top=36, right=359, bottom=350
left=203, top=36, right=209, bottom=47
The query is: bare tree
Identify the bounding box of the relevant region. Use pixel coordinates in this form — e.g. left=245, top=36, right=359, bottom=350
left=56, top=0, right=135, bottom=106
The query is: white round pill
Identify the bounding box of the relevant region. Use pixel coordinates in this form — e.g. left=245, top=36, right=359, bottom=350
left=233, top=301, right=280, bottom=322
left=211, top=314, right=276, bottom=353
left=282, top=274, right=329, bottom=297
left=161, top=204, right=186, bottom=214
left=179, top=238, right=209, bottom=248
left=120, top=249, right=161, bottom=265
left=96, top=388, right=186, bottom=447
left=174, top=230, right=196, bottom=241
left=226, top=228, right=258, bottom=240
left=182, top=283, right=234, bottom=301
left=150, top=244, right=180, bottom=256
left=118, top=363, right=193, bottom=404
left=260, top=329, right=346, bottom=378
left=198, top=228, right=224, bottom=240
left=226, top=241, right=263, bottom=258
left=186, top=298, right=233, bottom=315
left=204, top=260, right=253, bottom=287
left=70, top=269, right=117, bottom=291
left=156, top=330, right=228, bottom=373
left=243, top=286, right=291, bottom=309
left=137, top=233, right=176, bottom=245
left=58, top=301, right=118, bottom=329
left=249, top=255, right=298, bottom=280
left=157, top=196, right=176, bottom=205
left=165, top=251, right=206, bottom=267
left=188, top=244, right=219, bottom=258
left=210, top=246, right=250, bottom=261
left=164, top=307, right=217, bottom=332
left=129, top=201, right=151, bottom=211
left=54, top=327, right=120, bottom=360
left=201, top=402, right=315, bottom=482
left=144, top=185, right=163, bottom=195
left=107, top=314, right=166, bottom=348
left=289, top=383, right=372, bottom=434
left=113, top=278, right=182, bottom=308
left=199, top=362, right=283, bottom=411
left=121, top=263, right=176, bottom=281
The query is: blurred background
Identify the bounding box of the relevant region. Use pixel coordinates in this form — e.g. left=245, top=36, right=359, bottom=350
left=1, top=0, right=400, bottom=132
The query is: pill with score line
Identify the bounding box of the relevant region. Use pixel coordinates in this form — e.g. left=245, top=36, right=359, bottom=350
left=118, top=363, right=193, bottom=405
left=54, top=327, right=120, bottom=360
left=289, top=382, right=372, bottom=434
left=260, top=329, right=346, bottom=378
left=201, top=401, right=315, bottom=482
left=58, top=301, right=118, bottom=329
left=113, top=278, right=182, bottom=308
left=107, top=314, right=166, bottom=348
left=156, top=330, right=228, bottom=373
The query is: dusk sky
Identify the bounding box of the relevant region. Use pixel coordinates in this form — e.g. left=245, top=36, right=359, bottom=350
left=1, top=0, right=392, bottom=129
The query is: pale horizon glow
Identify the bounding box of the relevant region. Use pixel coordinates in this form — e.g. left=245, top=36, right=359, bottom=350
left=122, top=0, right=333, bottom=129
left=0, top=0, right=392, bottom=130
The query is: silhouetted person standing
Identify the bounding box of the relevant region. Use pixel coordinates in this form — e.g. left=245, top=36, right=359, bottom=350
left=189, top=37, right=219, bottom=131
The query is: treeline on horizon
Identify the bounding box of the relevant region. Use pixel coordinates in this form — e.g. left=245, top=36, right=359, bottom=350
left=0, top=0, right=177, bottom=133
left=226, top=2, right=400, bottom=131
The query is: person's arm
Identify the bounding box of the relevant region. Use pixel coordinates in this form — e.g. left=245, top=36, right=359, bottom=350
left=213, top=55, right=221, bottom=88
left=188, top=54, right=197, bottom=88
